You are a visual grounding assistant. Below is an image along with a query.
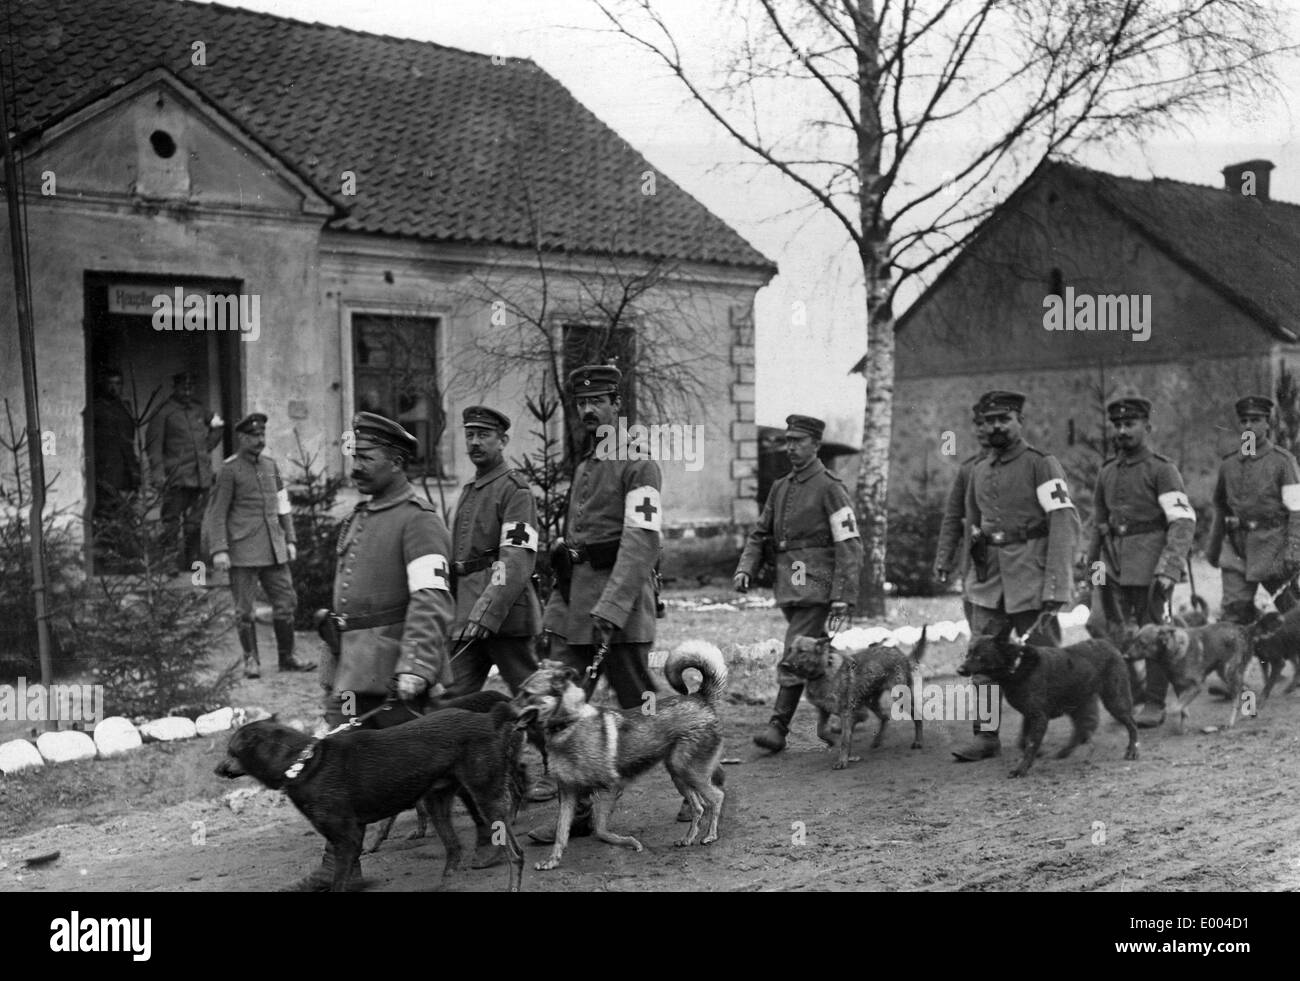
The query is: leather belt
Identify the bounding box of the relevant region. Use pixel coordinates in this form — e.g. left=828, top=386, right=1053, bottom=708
left=570, top=539, right=621, bottom=570
left=327, top=605, right=407, bottom=632
left=981, top=525, right=1047, bottom=547
left=1228, top=515, right=1286, bottom=531
left=453, top=549, right=499, bottom=577
left=776, top=535, right=832, bottom=552
left=1107, top=518, right=1165, bottom=537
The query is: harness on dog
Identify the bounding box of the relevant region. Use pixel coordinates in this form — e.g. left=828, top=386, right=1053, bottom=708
left=282, top=699, right=420, bottom=781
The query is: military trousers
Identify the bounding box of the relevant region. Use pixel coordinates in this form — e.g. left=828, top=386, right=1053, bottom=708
left=968, top=601, right=1062, bottom=646
left=1220, top=567, right=1299, bottom=615
left=443, top=635, right=539, bottom=697
left=229, top=564, right=298, bottom=627
left=161, top=485, right=207, bottom=569
left=1087, top=581, right=1168, bottom=706
left=546, top=635, right=657, bottom=710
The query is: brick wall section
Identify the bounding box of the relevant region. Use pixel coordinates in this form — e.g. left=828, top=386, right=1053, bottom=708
left=731, top=304, right=759, bottom=524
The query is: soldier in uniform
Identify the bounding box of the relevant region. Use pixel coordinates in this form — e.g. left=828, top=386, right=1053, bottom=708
left=146, top=371, right=224, bottom=571
left=206, top=412, right=314, bottom=677
left=955, top=390, right=1078, bottom=762
left=528, top=364, right=663, bottom=843
left=735, top=414, right=864, bottom=752
left=933, top=401, right=991, bottom=623
left=444, top=405, right=541, bottom=696
left=300, top=412, right=455, bottom=890
left=1084, top=395, right=1195, bottom=727
left=1207, top=393, right=1300, bottom=624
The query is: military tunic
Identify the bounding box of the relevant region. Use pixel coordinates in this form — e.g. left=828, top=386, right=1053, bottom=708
left=205, top=452, right=295, bottom=566
left=326, top=486, right=455, bottom=697
left=451, top=460, right=542, bottom=636
left=737, top=459, right=863, bottom=606
left=542, top=450, right=661, bottom=645
left=964, top=438, right=1078, bottom=614
left=146, top=396, right=220, bottom=489
left=1087, top=447, right=1195, bottom=586
left=1207, top=440, right=1300, bottom=583
left=935, top=452, right=985, bottom=581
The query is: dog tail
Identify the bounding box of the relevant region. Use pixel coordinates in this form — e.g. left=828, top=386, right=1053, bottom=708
left=909, top=625, right=928, bottom=670
left=665, top=640, right=729, bottom=707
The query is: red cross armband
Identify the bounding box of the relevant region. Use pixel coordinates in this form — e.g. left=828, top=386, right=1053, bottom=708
left=624, top=486, right=662, bottom=532
left=499, top=520, right=539, bottom=551
left=1036, top=478, right=1074, bottom=512
left=829, top=505, right=859, bottom=542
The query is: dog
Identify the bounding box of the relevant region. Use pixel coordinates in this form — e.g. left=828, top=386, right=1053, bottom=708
left=215, top=702, right=527, bottom=891
left=1248, top=609, right=1300, bottom=699
left=364, top=689, right=531, bottom=855
left=512, top=640, right=727, bottom=871
left=958, top=626, right=1139, bottom=777
left=1123, top=620, right=1263, bottom=729
left=781, top=627, right=926, bottom=769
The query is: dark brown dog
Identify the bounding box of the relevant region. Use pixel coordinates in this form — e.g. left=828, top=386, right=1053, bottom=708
left=1123, top=620, right=1259, bottom=729
left=958, top=626, right=1139, bottom=777
left=215, top=703, right=527, bottom=891
left=1249, top=609, right=1300, bottom=699
left=365, top=689, right=525, bottom=856
left=782, top=628, right=926, bottom=769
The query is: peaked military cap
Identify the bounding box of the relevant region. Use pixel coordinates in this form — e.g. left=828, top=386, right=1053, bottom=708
left=1235, top=395, right=1275, bottom=418
left=976, top=390, right=1026, bottom=416
left=568, top=364, right=622, bottom=397
left=1106, top=395, right=1151, bottom=421
left=352, top=411, right=419, bottom=458
left=462, top=405, right=511, bottom=432
left=785, top=414, right=826, bottom=440
left=234, top=412, right=268, bottom=434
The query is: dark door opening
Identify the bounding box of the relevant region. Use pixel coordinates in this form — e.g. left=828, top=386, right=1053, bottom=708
left=83, top=273, right=243, bottom=573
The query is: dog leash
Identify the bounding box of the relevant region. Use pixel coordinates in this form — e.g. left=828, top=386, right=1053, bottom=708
left=582, top=641, right=610, bottom=699
left=283, top=697, right=422, bottom=780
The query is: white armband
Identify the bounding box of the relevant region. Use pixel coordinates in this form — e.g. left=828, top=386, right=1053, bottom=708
left=500, top=520, right=539, bottom=551
left=829, top=505, right=859, bottom=542
left=1036, top=478, right=1073, bottom=512
left=407, top=553, right=451, bottom=593
left=276, top=488, right=291, bottom=516
left=1283, top=484, right=1300, bottom=512
left=624, top=486, right=662, bottom=531
left=1158, top=490, right=1195, bottom=523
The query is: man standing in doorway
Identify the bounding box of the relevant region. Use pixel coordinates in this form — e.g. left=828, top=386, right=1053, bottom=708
left=146, top=370, right=223, bottom=572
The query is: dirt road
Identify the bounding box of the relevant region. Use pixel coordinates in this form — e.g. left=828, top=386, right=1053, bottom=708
left=5, top=668, right=1299, bottom=892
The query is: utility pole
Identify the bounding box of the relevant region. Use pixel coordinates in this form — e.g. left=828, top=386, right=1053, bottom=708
left=0, top=47, right=55, bottom=722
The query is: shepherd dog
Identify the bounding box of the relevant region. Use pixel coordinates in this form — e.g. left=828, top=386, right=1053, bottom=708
left=511, top=640, right=727, bottom=871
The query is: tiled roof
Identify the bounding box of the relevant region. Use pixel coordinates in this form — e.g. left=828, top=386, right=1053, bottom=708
left=852, top=159, right=1300, bottom=372
left=1053, top=162, right=1300, bottom=340
left=9, top=0, right=776, bottom=272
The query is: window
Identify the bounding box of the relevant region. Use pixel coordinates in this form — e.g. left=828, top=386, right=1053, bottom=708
left=562, top=323, right=637, bottom=422
left=352, top=313, right=446, bottom=477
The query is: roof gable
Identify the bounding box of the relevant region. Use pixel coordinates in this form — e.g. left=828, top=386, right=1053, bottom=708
left=852, top=158, right=1300, bottom=372
left=11, top=0, right=775, bottom=273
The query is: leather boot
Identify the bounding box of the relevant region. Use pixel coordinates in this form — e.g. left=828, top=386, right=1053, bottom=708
left=753, top=684, right=803, bottom=752
left=275, top=618, right=315, bottom=671
left=283, top=843, right=362, bottom=892
left=237, top=623, right=260, bottom=679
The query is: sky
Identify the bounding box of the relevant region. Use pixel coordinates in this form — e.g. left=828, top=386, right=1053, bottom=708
left=195, top=0, right=1300, bottom=442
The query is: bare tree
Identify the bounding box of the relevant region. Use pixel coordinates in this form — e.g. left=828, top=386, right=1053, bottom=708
left=448, top=104, right=727, bottom=464
left=594, top=0, right=1293, bottom=615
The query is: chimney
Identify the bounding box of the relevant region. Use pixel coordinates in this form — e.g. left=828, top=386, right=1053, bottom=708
left=1222, top=159, right=1273, bottom=201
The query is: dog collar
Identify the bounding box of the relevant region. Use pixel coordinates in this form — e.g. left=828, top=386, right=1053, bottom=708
left=284, top=744, right=316, bottom=781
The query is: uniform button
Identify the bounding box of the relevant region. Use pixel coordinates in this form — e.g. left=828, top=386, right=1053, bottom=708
left=340, top=598, right=349, bottom=605
left=342, top=582, right=349, bottom=588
